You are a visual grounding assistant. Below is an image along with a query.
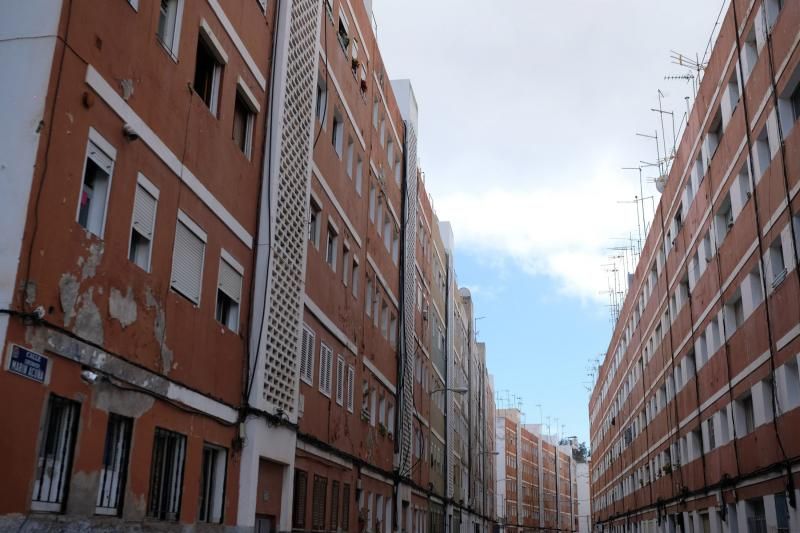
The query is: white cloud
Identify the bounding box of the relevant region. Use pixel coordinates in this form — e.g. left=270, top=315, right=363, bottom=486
left=435, top=169, right=639, bottom=302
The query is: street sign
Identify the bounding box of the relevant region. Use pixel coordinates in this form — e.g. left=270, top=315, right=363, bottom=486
left=6, top=345, right=50, bottom=384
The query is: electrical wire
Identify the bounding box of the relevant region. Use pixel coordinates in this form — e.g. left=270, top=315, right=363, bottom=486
left=19, top=0, right=74, bottom=314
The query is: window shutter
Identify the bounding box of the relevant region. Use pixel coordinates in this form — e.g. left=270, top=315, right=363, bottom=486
left=336, top=356, right=345, bottom=405
left=218, top=258, right=242, bottom=303
left=301, top=327, right=314, bottom=384
left=292, top=470, right=307, bottom=529
left=319, top=344, right=332, bottom=396
left=132, top=184, right=157, bottom=238
left=87, top=140, right=113, bottom=172
left=171, top=220, right=205, bottom=303
left=346, top=366, right=355, bottom=412
left=311, top=475, right=327, bottom=530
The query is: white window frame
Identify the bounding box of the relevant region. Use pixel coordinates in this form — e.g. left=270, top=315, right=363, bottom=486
left=170, top=210, right=207, bottom=305
left=76, top=128, right=116, bottom=239
left=300, top=325, right=315, bottom=386
left=234, top=77, right=260, bottom=159
left=129, top=173, right=159, bottom=272
left=197, top=19, right=229, bottom=117
left=319, top=343, right=333, bottom=397
left=216, top=250, right=244, bottom=332
left=336, top=355, right=345, bottom=406
left=157, top=0, right=185, bottom=59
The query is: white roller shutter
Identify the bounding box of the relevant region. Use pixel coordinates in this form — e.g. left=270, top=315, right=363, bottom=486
left=218, top=258, right=242, bottom=303
left=171, top=217, right=205, bottom=304
left=132, top=184, right=157, bottom=239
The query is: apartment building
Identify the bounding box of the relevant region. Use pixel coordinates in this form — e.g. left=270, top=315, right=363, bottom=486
left=0, top=0, right=276, bottom=529
left=589, top=1, right=800, bottom=531
left=495, top=409, right=581, bottom=532
left=0, top=0, right=498, bottom=531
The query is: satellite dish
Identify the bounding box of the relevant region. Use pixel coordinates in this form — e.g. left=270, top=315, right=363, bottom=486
left=655, top=174, right=667, bottom=193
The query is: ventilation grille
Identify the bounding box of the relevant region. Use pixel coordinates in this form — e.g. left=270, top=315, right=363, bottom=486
left=262, top=0, right=322, bottom=415
left=398, top=121, right=418, bottom=476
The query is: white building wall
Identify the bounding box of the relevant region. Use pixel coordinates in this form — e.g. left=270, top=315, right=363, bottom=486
left=0, top=0, right=64, bottom=351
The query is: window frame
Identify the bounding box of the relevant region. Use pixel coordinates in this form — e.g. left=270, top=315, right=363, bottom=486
left=129, top=173, right=159, bottom=272
left=76, top=128, right=116, bottom=239
left=157, top=0, right=185, bottom=59
left=194, top=20, right=228, bottom=117
left=170, top=210, right=207, bottom=305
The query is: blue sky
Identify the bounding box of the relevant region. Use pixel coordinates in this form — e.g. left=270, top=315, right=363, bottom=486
left=372, top=0, right=728, bottom=449
left=453, top=252, right=609, bottom=444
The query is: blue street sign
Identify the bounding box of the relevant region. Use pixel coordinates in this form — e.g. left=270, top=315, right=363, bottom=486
left=7, top=345, right=49, bottom=384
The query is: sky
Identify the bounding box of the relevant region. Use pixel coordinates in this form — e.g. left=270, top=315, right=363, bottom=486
left=371, top=1, right=728, bottom=445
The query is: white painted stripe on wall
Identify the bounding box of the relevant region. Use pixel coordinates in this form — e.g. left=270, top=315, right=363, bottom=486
left=367, top=253, right=399, bottom=308
left=85, top=65, right=253, bottom=248
left=312, top=163, right=363, bottom=248
left=304, top=293, right=358, bottom=355
left=206, top=0, right=267, bottom=89
left=362, top=356, right=396, bottom=395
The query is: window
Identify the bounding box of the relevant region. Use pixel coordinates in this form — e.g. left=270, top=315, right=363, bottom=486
left=792, top=83, right=800, bottom=122
left=753, top=126, right=772, bottom=181
left=312, top=475, right=328, bottom=531
left=147, top=428, right=187, bottom=520
left=332, top=109, right=344, bottom=157
left=130, top=175, right=158, bottom=271
left=351, top=258, right=359, bottom=297
left=171, top=212, right=206, bottom=304
left=714, top=193, right=733, bottom=245
left=309, top=198, right=321, bottom=248
left=341, top=484, right=350, bottom=530
left=193, top=25, right=226, bottom=116
left=326, top=223, right=338, bottom=271
left=346, top=365, right=355, bottom=413
left=705, top=110, right=723, bottom=164
left=742, top=28, right=758, bottom=82
left=336, top=356, right=345, bottom=405
left=157, top=0, right=183, bottom=56
left=330, top=481, right=340, bottom=531
left=292, top=469, right=308, bottom=529
left=346, top=137, right=354, bottom=177
left=736, top=393, right=756, bottom=436
left=233, top=88, right=256, bottom=158
left=315, top=79, right=327, bottom=123
left=355, top=156, right=363, bottom=195
left=342, top=243, right=351, bottom=286
left=216, top=253, right=243, bottom=331
left=381, top=301, right=389, bottom=338
left=768, top=235, right=787, bottom=288
left=369, top=185, right=376, bottom=221
left=198, top=444, right=226, bottom=523
left=392, top=230, right=399, bottom=265
left=775, top=492, right=790, bottom=533
left=319, top=343, right=333, bottom=397
left=389, top=313, right=397, bottom=347
left=373, top=99, right=379, bottom=128
left=96, top=414, right=133, bottom=516
left=724, top=288, right=744, bottom=337
left=78, top=132, right=115, bottom=238
left=31, top=395, right=80, bottom=512
left=376, top=199, right=384, bottom=236
left=365, top=278, right=372, bottom=316
left=379, top=117, right=386, bottom=146
left=746, top=498, right=766, bottom=532
left=337, top=11, right=349, bottom=52
left=300, top=326, right=315, bottom=385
